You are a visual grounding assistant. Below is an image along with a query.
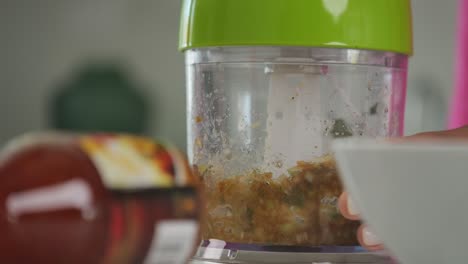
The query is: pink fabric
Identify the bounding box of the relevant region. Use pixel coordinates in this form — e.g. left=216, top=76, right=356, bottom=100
left=448, top=0, right=468, bottom=129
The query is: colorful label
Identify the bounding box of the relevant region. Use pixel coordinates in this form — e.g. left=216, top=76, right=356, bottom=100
left=80, top=134, right=195, bottom=189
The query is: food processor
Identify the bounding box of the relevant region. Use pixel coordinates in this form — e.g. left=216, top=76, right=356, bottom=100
left=179, top=0, right=412, bottom=263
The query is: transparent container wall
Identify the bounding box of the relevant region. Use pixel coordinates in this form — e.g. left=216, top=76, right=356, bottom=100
left=186, top=47, right=407, bottom=253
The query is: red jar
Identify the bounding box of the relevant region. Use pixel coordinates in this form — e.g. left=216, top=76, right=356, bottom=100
left=0, top=133, right=200, bottom=264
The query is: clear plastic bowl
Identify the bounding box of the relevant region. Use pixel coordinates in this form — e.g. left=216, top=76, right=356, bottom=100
left=184, top=46, right=407, bottom=263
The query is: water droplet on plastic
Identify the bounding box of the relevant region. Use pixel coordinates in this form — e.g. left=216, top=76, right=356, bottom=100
left=273, top=160, right=283, bottom=169
left=227, top=250, right=238, bottom=260
left=264, top=65, right=274, bottom=74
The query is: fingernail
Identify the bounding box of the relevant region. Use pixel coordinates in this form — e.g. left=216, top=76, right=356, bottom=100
left=362, top=226, right=381, bottom=246
left=347, top=196, right=360, bottom=216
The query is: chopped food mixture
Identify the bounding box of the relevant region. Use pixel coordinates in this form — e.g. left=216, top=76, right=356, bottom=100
left=196, top=155, right=359, bottom=246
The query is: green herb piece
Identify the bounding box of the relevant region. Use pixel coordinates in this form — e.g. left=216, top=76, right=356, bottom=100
left=286, top=190, right=305, bottom=206
left=287, top=166, right=302, bottom=178
left=330, top=119, right=353, bottom=138
left=369, top=103, right=378, bottom=115
left=330, top=210, right=342, bottom=221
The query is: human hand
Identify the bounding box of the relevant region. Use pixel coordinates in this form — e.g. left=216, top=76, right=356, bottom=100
left=338, top=126, right=468, bottom=250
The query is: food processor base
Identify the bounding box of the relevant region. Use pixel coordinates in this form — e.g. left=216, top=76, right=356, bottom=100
left=190, top=247, right=392, bottom=264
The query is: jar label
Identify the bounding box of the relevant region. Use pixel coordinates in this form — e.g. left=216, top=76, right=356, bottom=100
left=80, top=134, right=195, bottom=189
left=143, top=220, right=198, bottom=264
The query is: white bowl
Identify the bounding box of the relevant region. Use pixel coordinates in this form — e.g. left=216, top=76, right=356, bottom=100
left=333, top=139, right=468, bottom=264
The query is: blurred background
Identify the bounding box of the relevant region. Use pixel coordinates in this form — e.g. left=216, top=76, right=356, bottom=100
left=0, top=0, right=456, bottom=149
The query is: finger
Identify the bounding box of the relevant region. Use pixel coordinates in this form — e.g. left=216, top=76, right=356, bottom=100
left=338, top=192, right=360, bottom=221
left=406, top=125, right=468, bottom=140
left=357, top=224, right=384, bottom=251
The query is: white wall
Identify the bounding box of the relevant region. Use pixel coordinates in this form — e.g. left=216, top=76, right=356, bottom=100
left=1, top=0, right=186, bottom=147
left=405, top=0, right=457, bottom=135
left=0, top=0, right=458, bottom=148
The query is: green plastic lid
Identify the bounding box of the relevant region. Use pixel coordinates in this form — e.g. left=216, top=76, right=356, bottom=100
left=179, top=0, right=413, bottom=55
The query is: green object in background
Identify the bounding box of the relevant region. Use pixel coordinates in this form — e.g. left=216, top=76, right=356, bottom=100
left=179, top=0, right=412, bottom=55
left=51, top=63, right=148, bottom=134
